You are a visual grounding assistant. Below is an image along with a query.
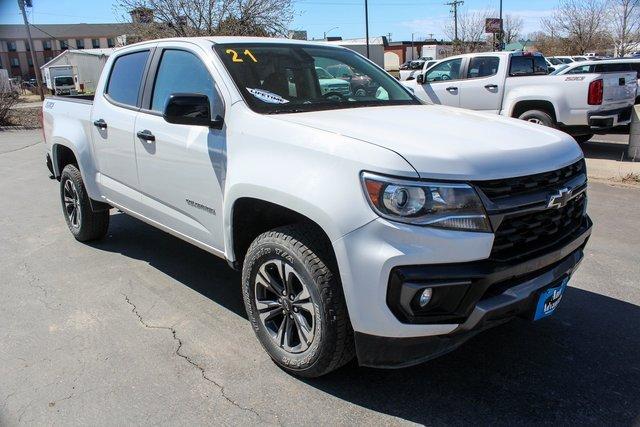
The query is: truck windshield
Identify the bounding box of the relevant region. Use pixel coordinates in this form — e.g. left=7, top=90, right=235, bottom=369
left=55, top=76, right=74, bottom=86
left=214, top=43, right=419, bottom=114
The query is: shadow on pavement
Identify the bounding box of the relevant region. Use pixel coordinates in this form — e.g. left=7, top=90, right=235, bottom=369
left=581, top=139, right=630, bottom=161
left=92, top=212, right=640, bottom=424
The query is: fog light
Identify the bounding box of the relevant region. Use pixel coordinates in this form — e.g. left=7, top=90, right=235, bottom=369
left=419, top=288, right=433, bottom=307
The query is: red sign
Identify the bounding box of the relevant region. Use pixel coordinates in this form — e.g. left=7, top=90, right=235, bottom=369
left=485, top=18, right=502, bottom=33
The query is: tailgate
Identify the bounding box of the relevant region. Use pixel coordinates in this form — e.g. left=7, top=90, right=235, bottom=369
left=601, top=71, right=637, bottom=106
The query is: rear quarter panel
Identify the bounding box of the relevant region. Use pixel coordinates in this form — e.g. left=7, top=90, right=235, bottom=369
left=503, top=74, right=611, bottom=126
left=43, top=98, right=101, bottom=199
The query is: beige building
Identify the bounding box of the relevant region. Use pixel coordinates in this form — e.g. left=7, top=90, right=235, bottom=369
left=0, top=23, right=131, bottom=80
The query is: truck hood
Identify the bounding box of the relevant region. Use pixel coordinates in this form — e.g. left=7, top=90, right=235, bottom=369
left=270, top=105, right=583, bottom=180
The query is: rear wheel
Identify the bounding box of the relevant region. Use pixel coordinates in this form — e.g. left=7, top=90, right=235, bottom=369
left=60, top=164, right=109, bottom=242
left=518, top=110, right=555, bottom=128
left=242, top=224, right=354, bottom=377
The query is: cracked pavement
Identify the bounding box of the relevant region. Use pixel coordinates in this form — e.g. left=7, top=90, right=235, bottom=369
left=0, top=129, right=639, bottom=425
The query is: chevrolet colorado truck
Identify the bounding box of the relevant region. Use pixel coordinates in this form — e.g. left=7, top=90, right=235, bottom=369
left=403, top=51, right=637, bottom=143
left=43, top=38, right=592, bottom=377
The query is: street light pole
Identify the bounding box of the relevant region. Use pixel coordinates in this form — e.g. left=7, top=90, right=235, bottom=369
left=364, top=0, right=370, bottom=59
left=18, top=0, right=44, bottom=100
left=323, top=26, right=339, bottom=40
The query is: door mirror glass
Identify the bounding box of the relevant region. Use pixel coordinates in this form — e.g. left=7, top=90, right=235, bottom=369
left=416, top=73, right=425, bottom=84
left=163, top=93, right=223, bottom=128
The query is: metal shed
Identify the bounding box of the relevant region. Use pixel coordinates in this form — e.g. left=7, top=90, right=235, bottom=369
left=40, top=48, right=115, bottom=93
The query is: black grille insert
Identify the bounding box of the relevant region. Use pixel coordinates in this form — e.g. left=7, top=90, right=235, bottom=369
left=491, top=193, right=587, bottom=261
left=475, top=159, right=586, bottom=201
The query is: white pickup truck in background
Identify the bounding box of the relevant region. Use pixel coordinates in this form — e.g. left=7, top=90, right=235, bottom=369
left=403, top=51, right=637, bottom=143
left=43, top=38, right=592, bottom=377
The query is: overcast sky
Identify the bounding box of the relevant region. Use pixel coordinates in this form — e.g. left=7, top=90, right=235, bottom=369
left=0, top=0, right=555, bottom=41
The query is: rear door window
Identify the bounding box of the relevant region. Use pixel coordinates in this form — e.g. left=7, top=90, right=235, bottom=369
left=467, top=56, right=500, bottom=78
left=106, top=50, right=150, bottom=107
left=509, top=56, right=548, bottom=76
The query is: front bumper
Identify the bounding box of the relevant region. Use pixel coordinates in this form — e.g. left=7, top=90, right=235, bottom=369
left=354, top=219, right=590, bottom=368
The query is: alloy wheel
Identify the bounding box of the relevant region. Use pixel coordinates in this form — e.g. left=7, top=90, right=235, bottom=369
left=254, top=259, right=315, bottom=353
left=63, top=179, right=81, bottom=228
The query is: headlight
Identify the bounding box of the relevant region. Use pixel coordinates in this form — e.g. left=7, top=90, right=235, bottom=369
left=361, top=172, right=491, bottom=232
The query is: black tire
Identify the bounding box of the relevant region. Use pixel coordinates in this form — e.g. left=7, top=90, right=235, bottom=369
left=242, top=224, right=354, bottom=378
left=518, top=109, right=555, bottom=128
left=60, top=164, right=109, bottom=242
left=573, top=134, right=594, bottom=144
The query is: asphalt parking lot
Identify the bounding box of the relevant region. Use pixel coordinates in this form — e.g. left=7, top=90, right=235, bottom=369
left=1, top=130, right=639, bottom=425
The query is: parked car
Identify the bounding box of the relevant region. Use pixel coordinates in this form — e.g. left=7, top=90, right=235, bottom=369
left=314, top=66, right=352, bottom=98
left=404, top=51, right=637, bottom=143
left=400, top=60, right=437, bottom=81
left=325, top=63, right=377, bottom=96
left=43, top=38, right=592, bottom=377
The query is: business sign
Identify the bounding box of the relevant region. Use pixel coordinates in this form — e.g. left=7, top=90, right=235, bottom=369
left=485, top=18, right=502, bottom=33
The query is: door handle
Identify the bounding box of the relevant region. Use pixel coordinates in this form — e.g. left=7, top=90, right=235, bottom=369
left=446, top=87, right=458, bottom=92
left=484, top=84, right=498, bottom=90
left=136, top=130, right=155, bottom=142
left=93, top=119, right=107, bottom=129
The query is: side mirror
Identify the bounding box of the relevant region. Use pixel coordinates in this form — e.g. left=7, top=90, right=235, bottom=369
left=163, top=93, right=223, bottom=129
left=416, top=73, right=425, bottom=84
left=548, top=67, right=556, bottom=74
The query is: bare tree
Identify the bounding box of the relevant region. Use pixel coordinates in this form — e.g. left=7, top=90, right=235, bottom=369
left=542, top=0, right=610, bottom=54
left=502, top=14, right=524, bottom=44
left=609, top=0, right=640, bottom=56
left=115, top=0, right=294, bottom=40
left=444, top=8, right=490, bottom=53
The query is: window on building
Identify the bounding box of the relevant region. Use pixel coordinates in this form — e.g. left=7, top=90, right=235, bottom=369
left=92, top=38, right=100, bottom=48
left=76, top=39, right=84, bottom=49
left=7, top=42, right=17, bottom=52
left=106, top=50, right=150, bottom=106
left=107, top=38, right=115, bottom=48
left=43, top=40, right=52, bottom=50
left=27, top=57, right=33, bottom=66
left=61, top=40, right=68, bottom=50
left=25, top=40, right=30, bottom=51
left=150, top=49, right=218, bottom=112
left=10, top=57, right=20, bottom=67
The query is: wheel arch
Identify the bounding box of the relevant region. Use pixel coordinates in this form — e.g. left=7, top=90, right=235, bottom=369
left=225, top=195, right=339, bottom=270
left=511, top=99, right=558, bottom=123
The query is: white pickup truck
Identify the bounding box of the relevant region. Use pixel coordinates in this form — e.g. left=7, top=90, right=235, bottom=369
left=43, top=37, right=592, bottom=377
left=403, top=51, right=637, bottom=143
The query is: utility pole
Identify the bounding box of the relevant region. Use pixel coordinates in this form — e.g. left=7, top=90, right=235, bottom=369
left=18, top=0, right=44, bottom=100
left=364, top=0, right=370, bottom=58
left=498, top=0, right=503, bottom=51
left=411, top=33, right=415, bottom=60
left=445, top=0, right=464, bottom=42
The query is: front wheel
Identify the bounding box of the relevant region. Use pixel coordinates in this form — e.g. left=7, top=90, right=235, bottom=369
left=60, top=164, right=110, bottom=242
left=242, top=225, right=354, bottom=377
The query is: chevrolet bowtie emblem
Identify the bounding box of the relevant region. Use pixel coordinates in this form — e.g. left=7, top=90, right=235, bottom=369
left=547, top=187, right=573, bottom=209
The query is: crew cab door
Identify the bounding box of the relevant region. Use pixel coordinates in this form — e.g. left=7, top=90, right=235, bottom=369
left=133, top=45, right=227, bottom=250
left=412, top=57, right=463, bottom=107
left=91, top=48, right=152, bottom=206
left=456, top=55, right=504, bottom=113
